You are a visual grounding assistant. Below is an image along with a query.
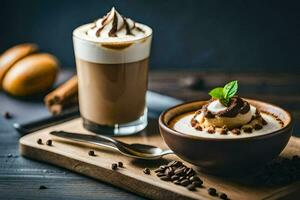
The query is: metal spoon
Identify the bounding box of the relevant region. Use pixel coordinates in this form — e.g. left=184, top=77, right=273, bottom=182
left=50, top=130, right=174, bottom=160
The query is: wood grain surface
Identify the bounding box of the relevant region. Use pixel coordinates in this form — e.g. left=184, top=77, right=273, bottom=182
left=1, top=70, right=300, bottom=200
left=19, top=117, right=300, bottom=200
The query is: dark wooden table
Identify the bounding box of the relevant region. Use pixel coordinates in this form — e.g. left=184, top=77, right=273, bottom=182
left=0, top=70, right=299, bottom=200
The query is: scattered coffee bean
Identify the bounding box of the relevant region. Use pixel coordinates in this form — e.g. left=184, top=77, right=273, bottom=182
left=118, top=162, right=123, bottom=168
left=189, top=176, right=200, bottom=182
left=220, top=193, right=228, bottom=199
left=143, top=168, right=150, bottom=175
left=254, top=123, right=263, bottom=130
left=174, top=167, right=185, bottom=175
left=192, top=180, right=203, bottom=187
left=180, top=179, right=190, bottom=186
left=39, top=185, right=47, bottom=189
left=3, top=111, right=12, bottom=119
left=88, top=150, right=95, bottom=156
left=208, top=188, right=217, bottom=196
left=156, top=172, right=165, bottom=177
left=154, top=160, right=207, bottom=192
left=187, top=184, right=196, bottom=191
left=111, top=163, right=118, bottom=170
left=171, top=175, right=179, bottom=181
left=231, top=128, right=240, bottom=135
left=164, top=167, right=174, bottom=177
left=37, top=138, right=43, bottom=144
left=46, top=140, right=52, bottom=146
left=186, top=168, right=195, bottom=176
left=7, top=154, right=13, bottom=158
left=160, top=176, right=171, bottom=181
left=167, top=160, right=177, bottom=167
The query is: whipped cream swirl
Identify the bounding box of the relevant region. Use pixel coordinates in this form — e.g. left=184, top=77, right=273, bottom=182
left=87, top=7, right=146, bottom=39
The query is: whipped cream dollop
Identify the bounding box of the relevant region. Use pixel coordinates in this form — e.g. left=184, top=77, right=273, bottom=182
left=191, top=97, right=267, bottom=132
left=87, top=7, right=147, bottom=39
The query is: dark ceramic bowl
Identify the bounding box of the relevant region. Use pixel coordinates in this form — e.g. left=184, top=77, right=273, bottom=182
left=159, top=99, right=293, bottom=175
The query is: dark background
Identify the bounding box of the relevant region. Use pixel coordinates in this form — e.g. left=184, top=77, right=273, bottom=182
left=1, top=0, right=300, bottom=71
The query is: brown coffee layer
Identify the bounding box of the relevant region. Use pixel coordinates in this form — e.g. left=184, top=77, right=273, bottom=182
left=76, top=58, right=149, bottom=125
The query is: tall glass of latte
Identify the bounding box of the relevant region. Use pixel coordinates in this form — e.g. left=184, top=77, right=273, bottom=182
left=73, top=7, right=152, bottom=135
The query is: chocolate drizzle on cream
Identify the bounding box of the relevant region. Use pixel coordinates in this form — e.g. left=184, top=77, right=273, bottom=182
left=89, top=7, right=145, bottom=38
left=202, top=97, right=250, bottom=118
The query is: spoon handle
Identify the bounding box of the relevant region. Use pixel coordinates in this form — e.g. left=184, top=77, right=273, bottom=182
left=50, top=130, right=118, bottom=149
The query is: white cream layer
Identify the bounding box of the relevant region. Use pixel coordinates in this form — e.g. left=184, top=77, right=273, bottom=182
left=172, top=112, right=282, bottom=139
left=73, top=23, right=152, bottom=64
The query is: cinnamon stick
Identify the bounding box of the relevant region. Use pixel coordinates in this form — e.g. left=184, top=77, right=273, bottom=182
left=44, top=75, right=79, bottom=115
left=44, top=75, right=78, bottom=107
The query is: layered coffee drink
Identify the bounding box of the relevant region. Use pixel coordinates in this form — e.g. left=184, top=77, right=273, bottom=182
left=73, top=7, right=152, bottom=135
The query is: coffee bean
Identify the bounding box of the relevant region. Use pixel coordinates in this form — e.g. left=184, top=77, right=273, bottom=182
left=88, top=150, right=95, bottom=156
left=186, top=168, right=195, bottom=176
left=208, top=188, right=217, bottom=196
left=167, top=160, right=177, bottom=167
left=164, top=167, right=174, bottom=177
left=187, top=184, right=196, bottom=191
left=154, top=168, right=164, bottom=173
left=155, top=166, right=166, bottom=173
left=39, top=185, right=47, bottom=189
left=143, top=168, right=150, bottom=175
left=168, top=161, right=183, bottom=167
left=174, top=167, right=185, bottom=175
left=37, top=138, right=43, bottom=144
left=180, top=179, right=190, bottom=186
left=118, top=162, right=123, bottom=168
left=111, top=163, right=118, bottom=170
left=171, top=175, right=179, bottom=181
left=7, top=154, right=13, bottom=158
left=156, top=172, right=165, bottom=177
left=160, top=176, right=171, bottom=181
left=173, top=180, right=181, bottom=185
left=46, top=140, right=52, bottom=146
left=220, top=193, right=228, bottom=199
left=189, top=176, right=200, bottom=182
left=3, top=112, right=12, bottom=119
left=179, top=176, right=186, bottom=181
left=192, top=180, right=203, bottom=187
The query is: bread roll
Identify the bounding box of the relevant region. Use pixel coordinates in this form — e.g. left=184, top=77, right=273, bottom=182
left=2, top=53, right=59, bottom=96
left=0, top=43, right=38, bottom=88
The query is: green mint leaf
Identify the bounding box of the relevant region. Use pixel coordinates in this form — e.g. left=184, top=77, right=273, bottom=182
left=223, top=80, right=238, bottom=99
left=209, top=87, right=224, bottom=99
left=220, top=98, right=229, bottom=107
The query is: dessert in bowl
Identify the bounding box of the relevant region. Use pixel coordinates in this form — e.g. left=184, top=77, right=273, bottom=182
left=159, top=81, right=293, bottom=174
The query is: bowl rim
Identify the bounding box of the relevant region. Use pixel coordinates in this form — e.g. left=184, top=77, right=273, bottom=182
left=159, top=98, right=293, bottom=141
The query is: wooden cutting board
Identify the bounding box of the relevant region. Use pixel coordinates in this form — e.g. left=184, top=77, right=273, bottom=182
left=19, top=117, right=300, bottom=200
